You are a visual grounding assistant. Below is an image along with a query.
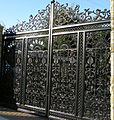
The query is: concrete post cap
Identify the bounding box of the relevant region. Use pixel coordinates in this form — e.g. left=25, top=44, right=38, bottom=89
left=0, top=25, right=3, bottom=29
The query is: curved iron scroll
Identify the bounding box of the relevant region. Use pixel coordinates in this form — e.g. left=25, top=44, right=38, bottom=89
left=5, top=2, right=110, bottom=33
left=84, top=31, right=110, bottom=119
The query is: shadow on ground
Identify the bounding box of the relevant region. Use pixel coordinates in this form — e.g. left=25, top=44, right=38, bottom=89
left=0, top=107, right=48, bottom=120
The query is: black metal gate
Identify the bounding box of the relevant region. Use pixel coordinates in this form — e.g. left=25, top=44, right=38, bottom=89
left=2, top=1, right=110, bottom=120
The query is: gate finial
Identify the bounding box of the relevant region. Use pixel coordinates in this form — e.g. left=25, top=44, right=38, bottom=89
left=51, top=0, right=55, bottom=3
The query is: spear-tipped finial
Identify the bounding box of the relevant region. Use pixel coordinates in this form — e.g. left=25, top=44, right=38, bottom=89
left=51, top=0, right=55, bottom=4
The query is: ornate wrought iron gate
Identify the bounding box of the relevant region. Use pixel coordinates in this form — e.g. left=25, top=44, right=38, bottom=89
left=2, top=1, right=110, bottom=120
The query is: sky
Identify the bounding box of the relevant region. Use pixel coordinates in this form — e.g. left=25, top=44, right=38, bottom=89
left=0, top=0, right=110, bottom=29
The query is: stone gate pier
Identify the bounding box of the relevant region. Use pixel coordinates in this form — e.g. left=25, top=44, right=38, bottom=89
left=0, top=25, right=3, bottom=75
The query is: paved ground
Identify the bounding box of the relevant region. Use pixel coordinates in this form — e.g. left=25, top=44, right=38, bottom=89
left=0, top=107, right=48, bottom=120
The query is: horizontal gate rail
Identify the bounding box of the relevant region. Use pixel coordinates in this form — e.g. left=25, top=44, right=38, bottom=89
left=53, top=20, right=110, bottom=30
left=16, top=28, right=49, bottom=35
left=4, top=20, right=111, bottom=39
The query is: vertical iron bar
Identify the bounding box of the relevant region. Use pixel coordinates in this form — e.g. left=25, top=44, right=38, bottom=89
left=75, top=32, right=80, bottom=116
left=1, top=34, right=4, bottom=77
left=1, top=36, right=5, bottom=80
left=81, top=31, right=86, bottom=117
left=46, top=0, right=54, bottom=117
left=20, top=38, right=25, bottom=105
left=22, top=38, right=28, bottom=105
left=77, top=32, right=85, bottom=118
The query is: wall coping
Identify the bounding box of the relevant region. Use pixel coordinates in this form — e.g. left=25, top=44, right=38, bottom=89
left=0, top=25, right=3, bottom=33
left=0, top=25, right=3, bottom=28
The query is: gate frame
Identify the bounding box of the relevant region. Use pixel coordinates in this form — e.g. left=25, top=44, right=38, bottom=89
left=2, top=0, right=111, bottom=120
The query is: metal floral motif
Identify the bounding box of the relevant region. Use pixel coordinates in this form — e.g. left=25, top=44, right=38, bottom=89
left=28, top=38, right=48, bottom=51
left=5, top=1, right=110, bottom=33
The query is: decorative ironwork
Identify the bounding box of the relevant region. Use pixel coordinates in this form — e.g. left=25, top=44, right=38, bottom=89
left=2, top=1, right=111, bottom=119
left=4, top=40, right=22, bottom=104
left=84, top=31, right=110, bottom=119
left=53, top=2, right=110, bottom=26
left=25, top=38, right=48, bottom=108
left=14, top=52, right=22, bottom=103
left=5, top=2, right=110, bottom=33
left=5, top=5, right=50, bottom=33
left=53, top=21, right=110, bottom=34
left=50, top=34, right=77, bottom=115
left=13, top=40, right=22, bottom=104
left=53, top=35, right=77, bottom=49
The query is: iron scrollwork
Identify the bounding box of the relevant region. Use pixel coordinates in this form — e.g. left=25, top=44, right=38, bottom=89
left=5, top=2, right=110, bottom=33
left=50, top=34, right=77, bottom=115
left=84, top=31, right=110, bottom=119
left=53, top=2, right=110, bottom=26
left=25, top=38, right=48, bottom=108
left=2, top=1, right=111, bottom=119
left=4, top=40, right=22, bottom=104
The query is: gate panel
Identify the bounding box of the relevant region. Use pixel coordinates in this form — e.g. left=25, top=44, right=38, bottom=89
left=50, top=34, right=78, bottom=118
left=3, top=39, right=23, bottom=107
left=83, top=30, right=110, bottom=119
left=13, top=40, right=23, bottom=104
left=24, top=37, right=48, bottom=113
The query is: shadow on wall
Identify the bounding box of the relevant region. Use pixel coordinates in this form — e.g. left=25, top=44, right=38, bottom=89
left=0, top=33, right=17, bottom=110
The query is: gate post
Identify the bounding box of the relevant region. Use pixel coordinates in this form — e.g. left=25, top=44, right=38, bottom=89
left=46, top=0, right=54, bottom=117
left=110, top=0, right=114, bottom=120
left=0, top=25, right=3, bottom=76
